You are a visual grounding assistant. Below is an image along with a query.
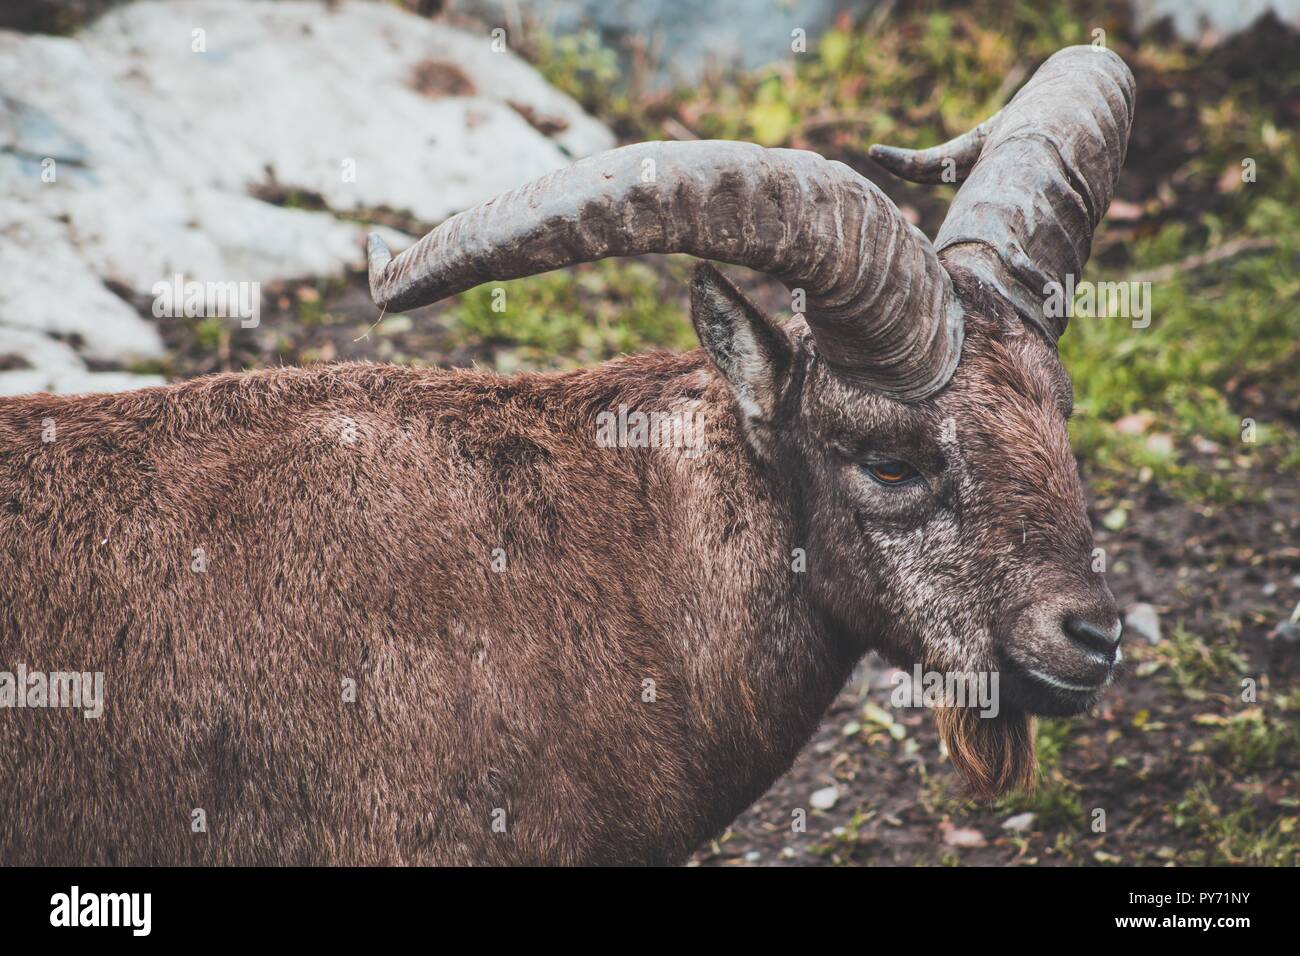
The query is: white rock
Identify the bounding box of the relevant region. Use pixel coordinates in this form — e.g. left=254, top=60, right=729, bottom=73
left=0, top=369, right=166, bottom=397
left=941, top=825, right=987, bottom=848
left=0, top=0, right=614, bottom=394
left=0, top=325, right=164, bottom=397
left=1125, top=603, right=1162, bottom=645
left=1133, top=0, right=1300, bottom=40
left=0, top=201, right=165, bottom=363
left=810, top=785, right=840, bottom=810
left=0, top=326, right=86, bottom=376
left=1002, top=812, right=1036, bottom=832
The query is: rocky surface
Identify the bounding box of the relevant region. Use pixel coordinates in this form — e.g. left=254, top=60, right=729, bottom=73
left=0, top=0, right=614, bottom=395
left=454, top=0, right=856, bottom=86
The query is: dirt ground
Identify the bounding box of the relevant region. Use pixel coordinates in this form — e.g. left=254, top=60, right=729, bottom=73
left=690, top=470, right=1300, bottom=866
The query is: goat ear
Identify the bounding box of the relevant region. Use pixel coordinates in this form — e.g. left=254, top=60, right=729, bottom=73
left=690, top=262, right=792, bottom=426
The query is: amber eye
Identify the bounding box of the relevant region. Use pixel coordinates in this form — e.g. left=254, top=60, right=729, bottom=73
left=865, top=460, right=918, bottom=485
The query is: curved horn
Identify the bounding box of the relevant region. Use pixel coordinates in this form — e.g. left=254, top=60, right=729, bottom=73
left=868, top=117, right=994, bottom=186
left=869, top=46, right=1136, bottom=341
left=367, top=140, right=964, bottom=401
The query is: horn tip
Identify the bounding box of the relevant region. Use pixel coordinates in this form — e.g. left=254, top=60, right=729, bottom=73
left=868, top=143, right=925, bottom=182
left=867, top=142, right=904, bottom=164
left=365, top=232, right=393, bottom=303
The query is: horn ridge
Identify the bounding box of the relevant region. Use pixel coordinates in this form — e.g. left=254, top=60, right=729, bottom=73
left=870, top=46, right=1136, bottom=341
left=367, top=140, right=964, bottom=401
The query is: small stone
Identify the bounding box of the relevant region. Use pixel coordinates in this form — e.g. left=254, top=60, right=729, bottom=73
left=941, top=825, right=987, bottom=848
left=1002, top=812, right=1036, bottom=832
left=743, top=850, right=760, bottom=863
left=1273, top=621, right=1300, bottom=644
left=810, top=785, right=840, bottom=811
left=1126, top=603, right=1162, bottom=645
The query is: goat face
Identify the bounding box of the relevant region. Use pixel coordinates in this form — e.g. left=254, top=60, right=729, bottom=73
left=795, top=307, right=1120, bottom=718
left=691, top=258, right=1119, bottom=794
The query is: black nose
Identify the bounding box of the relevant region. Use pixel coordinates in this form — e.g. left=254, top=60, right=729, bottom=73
left=1064, top=617, right=1122, bottom=659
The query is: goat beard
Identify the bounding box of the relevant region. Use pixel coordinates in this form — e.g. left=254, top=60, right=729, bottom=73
left=935, top=704, right=1038, bottom=801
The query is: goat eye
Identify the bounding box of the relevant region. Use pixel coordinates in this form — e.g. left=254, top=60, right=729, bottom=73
left=865, top=460, right=918, bottom=485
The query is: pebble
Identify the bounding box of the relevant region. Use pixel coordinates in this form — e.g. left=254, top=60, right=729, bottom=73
left=1126, top=603, right=1162, bottom=645
left=1002, top=812, right=1036, bottom=832
left=941, top=825, right=987, bottom=848
left=810, top=785, right=840, bottom=811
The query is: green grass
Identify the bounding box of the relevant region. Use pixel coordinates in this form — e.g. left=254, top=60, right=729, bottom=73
left=1064, top=205, right=1300, bottom=501
left=193, top=317, right=228, bottom=354
left=1208, top=708, right=1300, bottom=775
left=1169, top=782, right=1298, bottom=866
left=1061, top=68, right=1300, bottom=500
left=445, top=259, right=695, bottom=370
left=1144, top=622, right=1248, bottom=696
left=992, top=718, right=1084, bottom=831
left=532, top=29, right=631, bottom=129
left=537, top=2, right=1128, bottom=148
left=924, top=717, right=1085, bottom=836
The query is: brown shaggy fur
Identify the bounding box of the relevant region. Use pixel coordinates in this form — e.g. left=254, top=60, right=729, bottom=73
left=0, top=266, right=1114, bottom=864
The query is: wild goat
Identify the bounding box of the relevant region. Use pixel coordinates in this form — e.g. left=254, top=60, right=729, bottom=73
left=0, top=47, right=1134, bottom=865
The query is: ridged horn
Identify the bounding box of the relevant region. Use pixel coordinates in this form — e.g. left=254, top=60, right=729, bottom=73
left=869, top=46, right=1136, bottom=341
left=367, top=140, right=964, bottom=401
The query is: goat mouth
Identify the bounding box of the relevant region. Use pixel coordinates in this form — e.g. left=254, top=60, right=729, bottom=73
left=1001, top=656, right=1110, bottom=717
left=1022, top=665, right=1101, bottom=694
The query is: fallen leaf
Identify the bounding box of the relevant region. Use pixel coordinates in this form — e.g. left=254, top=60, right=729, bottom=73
left=1114, top=411, right=1155, bottom=435
left=1107, top=199, right=1144, bottom=221
left=1216, top=162, right=1243, bottom=194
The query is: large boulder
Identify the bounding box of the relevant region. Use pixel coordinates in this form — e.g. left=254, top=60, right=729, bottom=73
left=0, top=0, right=614, bottom=395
